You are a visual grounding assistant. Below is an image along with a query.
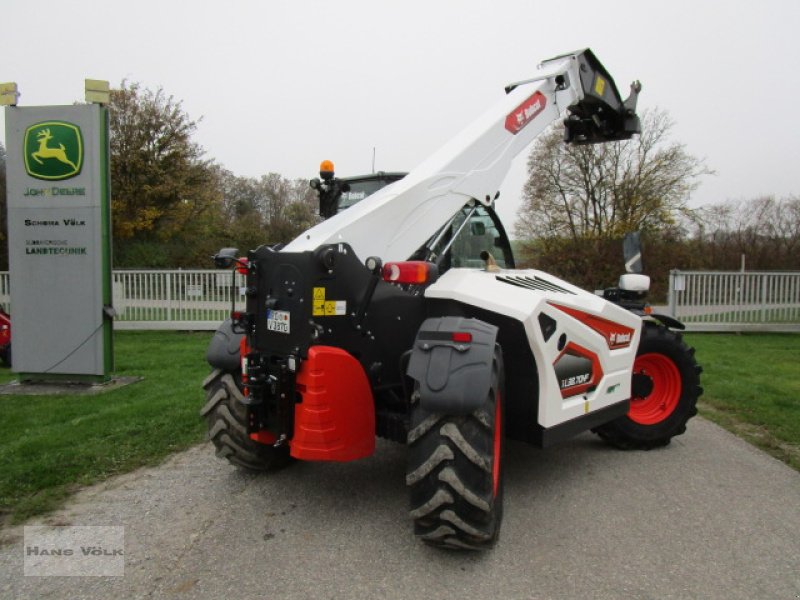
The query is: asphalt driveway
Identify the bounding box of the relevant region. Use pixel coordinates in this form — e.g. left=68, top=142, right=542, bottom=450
left=1, top=417, right=798, bottom=599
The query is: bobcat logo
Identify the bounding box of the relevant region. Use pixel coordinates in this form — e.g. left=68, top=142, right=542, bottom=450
left=24, top=121, right=83, bottom=181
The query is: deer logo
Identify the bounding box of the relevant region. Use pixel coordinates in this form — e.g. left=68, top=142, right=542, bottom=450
left=31, top=128, right=78, bottom=170
left=23, top=121, right=84, bottom=181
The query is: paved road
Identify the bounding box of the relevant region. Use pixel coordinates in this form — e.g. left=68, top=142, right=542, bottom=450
left=1, top=418, right=798, bottom=599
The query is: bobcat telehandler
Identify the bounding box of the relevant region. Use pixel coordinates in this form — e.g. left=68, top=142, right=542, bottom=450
left=203, top=49, right=702, bottom=550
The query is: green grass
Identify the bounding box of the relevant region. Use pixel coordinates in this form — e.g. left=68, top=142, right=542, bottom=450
left=0, top=331, right=210, bottom=525
left=685, top=333, right=800, bottom=470
left=0, top=330, right=797, bottom=526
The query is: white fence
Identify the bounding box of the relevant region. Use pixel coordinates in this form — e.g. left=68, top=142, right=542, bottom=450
left=1, top=269, right=798, bottom=332
left=0, top=270, right=243, bottom=330
left=112, top=270, right=245, bottom=330
left=667, top=270, right=800, bottom=332
left=0, top=272, right=9, bottom=314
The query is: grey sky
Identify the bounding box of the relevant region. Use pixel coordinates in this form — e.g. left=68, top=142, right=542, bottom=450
left=2, top=0, right=798, bottom=229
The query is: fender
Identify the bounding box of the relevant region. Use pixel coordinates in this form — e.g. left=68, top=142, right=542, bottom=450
left=206, top=319, right=243, bottom=371
left=646, top=313, right=685, bottom=330
left=407, top=316, right=499, bottom=414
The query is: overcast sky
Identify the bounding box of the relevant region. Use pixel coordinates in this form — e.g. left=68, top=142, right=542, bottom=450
left=2, top=0, right=799, bottom=229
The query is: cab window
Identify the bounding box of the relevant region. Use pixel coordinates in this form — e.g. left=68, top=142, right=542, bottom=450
left=338, top=180, right=388, bottom=210
left=419, top=205, right=515, bottom=272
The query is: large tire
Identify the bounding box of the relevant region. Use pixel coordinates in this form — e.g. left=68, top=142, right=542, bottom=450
left=201, top=369, right=293, bottom=471
left=594, top=324, right=702, bottom=449
left=406, top=346, right=505, bottom=550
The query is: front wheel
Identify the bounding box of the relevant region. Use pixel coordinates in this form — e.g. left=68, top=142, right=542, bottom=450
left=594, top=324, right=702, bottom=449
left=406, top=346, right=505, bottom=550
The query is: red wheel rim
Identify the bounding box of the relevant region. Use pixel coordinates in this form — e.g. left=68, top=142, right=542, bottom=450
left=628, top=353, right=681, bottom=425
left=492, top=391, right=502, bottom=497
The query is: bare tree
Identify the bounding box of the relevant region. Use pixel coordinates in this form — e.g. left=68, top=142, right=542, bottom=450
left=694, top=195, right=800, bottom=269
left=216, top=170, right=319, bottom=254
left=515, top=109, right=711, bottom=241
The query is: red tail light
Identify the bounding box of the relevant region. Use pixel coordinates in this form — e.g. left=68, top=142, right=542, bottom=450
left=239, top=336, right=250, bottom=393
left=382, top=261, right=436, bottom=284
left=236, top=257, right=249, bottom=275
left=452, top=332, right=472, bottom=343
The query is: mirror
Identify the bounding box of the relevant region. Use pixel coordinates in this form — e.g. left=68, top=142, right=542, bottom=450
left=213, top=247, right=239, bottom=269
left=623, top=232, right=643, bottom=274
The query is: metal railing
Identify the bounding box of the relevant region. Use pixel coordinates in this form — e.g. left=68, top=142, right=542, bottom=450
left=112, top=270, right=245, bottom=330
left=2, top=269, right=798, bottom=332
left=0, top=270, right=243, bottom=330
left=0, top=272, right=9, bottom=314
left=667, top=270, right=800, bottom=332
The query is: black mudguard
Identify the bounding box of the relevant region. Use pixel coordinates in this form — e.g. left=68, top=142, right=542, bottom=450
left=406, top=316, right=499, bottom=414
left=647, top=313, right=685, bottom=330
left=206, top=319, right=243, bottom=371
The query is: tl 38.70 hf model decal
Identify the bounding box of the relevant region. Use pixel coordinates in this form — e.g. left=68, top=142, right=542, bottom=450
left=553, top=341, right=603, bottom=398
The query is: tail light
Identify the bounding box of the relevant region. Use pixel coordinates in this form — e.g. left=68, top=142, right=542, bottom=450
left=240, top=336, right=250, bottom=380
left=235, top=257, right=249, bottom=275
left=382, top=261, right=437, bottom=285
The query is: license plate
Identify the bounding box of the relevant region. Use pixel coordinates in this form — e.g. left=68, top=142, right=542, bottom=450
left=266, top=309, right=290, bottom=334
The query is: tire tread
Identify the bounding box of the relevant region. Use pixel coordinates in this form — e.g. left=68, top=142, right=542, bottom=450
left=407, top=347, right=504, bottom=550
left=594, top=324, right=701, bottom=450
left=201, top=369, right=292, bottom=471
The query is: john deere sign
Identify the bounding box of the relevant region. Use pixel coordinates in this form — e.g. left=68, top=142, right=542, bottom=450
left=23, top=121, right=84, bottom=180
left=4, top=104, right=112, bottom=380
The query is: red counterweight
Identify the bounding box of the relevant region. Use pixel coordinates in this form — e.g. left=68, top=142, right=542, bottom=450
left=290, top=346, right=376, bottom=462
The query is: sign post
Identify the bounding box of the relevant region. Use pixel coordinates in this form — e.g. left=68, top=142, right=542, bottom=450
left=4, top=92, right=113, bottom=382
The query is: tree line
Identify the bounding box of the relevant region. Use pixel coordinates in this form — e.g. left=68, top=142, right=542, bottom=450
left=108, top=82, right=319, bottom=267
left=514, top=110, right=799, bottom=301
left=0, top=81, right=319, bottom=270
left=0, top=84, right=797, bottom=296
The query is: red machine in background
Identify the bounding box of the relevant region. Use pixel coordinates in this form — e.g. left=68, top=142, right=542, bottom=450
left=0, top=308, right=11, bottom=366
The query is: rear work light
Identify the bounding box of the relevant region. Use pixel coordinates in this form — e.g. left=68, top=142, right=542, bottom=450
left=382, top=261, right=437, bottom=285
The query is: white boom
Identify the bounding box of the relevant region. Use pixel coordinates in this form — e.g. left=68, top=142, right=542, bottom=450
left=283, top=49, right=639, bottom=262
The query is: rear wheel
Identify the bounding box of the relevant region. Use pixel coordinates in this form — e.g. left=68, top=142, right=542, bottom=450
left=406, top=346, right=505, bottom=550
left=594, top=324, right=702, bottom=449
left=201, top=369, right=293, bottom=471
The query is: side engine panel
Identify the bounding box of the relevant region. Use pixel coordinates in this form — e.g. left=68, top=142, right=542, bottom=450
left=425, top=267, right=642, bottom=437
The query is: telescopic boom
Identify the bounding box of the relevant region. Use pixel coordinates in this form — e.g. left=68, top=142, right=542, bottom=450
left=283, top=48, right=640, bottom=263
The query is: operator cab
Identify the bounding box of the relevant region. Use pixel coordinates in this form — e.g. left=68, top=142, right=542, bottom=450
left=310, top=163, right=514, bottom=272
left=310, top=162, right=407, bottom=218
left=337, top=172, right=408, bottom=213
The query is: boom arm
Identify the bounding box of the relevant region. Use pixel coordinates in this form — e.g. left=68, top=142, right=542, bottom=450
left=283, top=49, right=640, bottom=262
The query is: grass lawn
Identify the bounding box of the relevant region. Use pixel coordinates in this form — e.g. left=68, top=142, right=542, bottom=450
left=0, top=331, right=210, bottom=525
left=685, top=333, right=800, bottom=471
left=0, top=330, right=796, bottom=527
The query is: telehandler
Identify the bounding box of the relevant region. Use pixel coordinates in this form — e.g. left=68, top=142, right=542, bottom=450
left=203, top=49, right=702, bottom=549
